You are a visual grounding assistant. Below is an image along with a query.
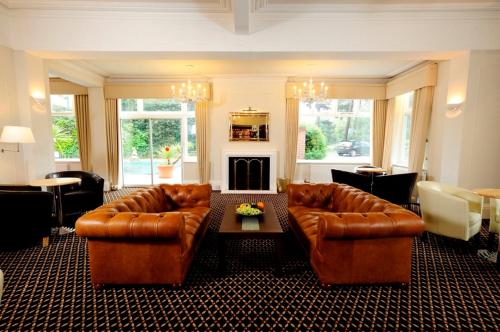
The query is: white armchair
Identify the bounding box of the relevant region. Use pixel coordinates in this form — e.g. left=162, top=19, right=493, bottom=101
left=417, top=181, right=484, bottom=241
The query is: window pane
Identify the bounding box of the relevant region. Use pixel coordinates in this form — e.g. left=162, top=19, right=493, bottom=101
left=143, top=99, right=181, bottom=112
left=392, top=92, right=414, bottom=166
left=121, top=119, right=152, bottom=186
left=50, top=95, right=74, bottom=113
left=187, top=117, right=197, bottom=157
left=152, top=119, right=182, bottom=185
left=297, top=99, right=372, bottom=163
left=52, top=116, right=79, bottom=159
left=120, top=99, right=138, bottom=112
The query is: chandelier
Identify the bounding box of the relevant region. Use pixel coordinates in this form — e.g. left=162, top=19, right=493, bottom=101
left=170, top=65, right=208, bottom=103
left=293, top=77, right=328, bottom=105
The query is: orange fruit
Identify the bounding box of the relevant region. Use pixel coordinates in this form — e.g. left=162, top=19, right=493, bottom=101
left=256, top=201, right=265, bottom=211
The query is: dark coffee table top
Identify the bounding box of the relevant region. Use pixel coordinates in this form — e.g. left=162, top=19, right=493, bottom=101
left=219, top=204, right=283, bottom=236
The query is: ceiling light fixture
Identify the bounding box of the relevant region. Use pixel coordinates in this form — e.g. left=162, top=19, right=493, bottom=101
left=292, top=65, right=328, bottom=105
left=171, top=65, right=208, bottom=103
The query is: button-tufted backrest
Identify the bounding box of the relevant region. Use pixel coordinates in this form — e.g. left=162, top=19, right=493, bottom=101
left=287, top=183, right=338, bottom=209
left=331, top=184, right=401, bottom=213
left=93, top=186, right=166, bottom=214
left=160, top=184, right=212, bottom=209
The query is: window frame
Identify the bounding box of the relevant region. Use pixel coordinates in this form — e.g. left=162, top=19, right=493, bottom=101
left=50, top=94, right=80, bottom=162
left=118, top=99, right=197, bottom=162
left=296, top=99, right=374, bottom=164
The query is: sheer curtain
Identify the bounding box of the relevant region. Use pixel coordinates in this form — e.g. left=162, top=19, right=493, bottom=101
left=105, top=99, right=119, bottom=190
left=74, top=94, right=92, bottom=171
left=195, top=100, right=210, bottom=184
left=284, top=98, right=299, bottom=182
left=371, top=99, right=388, bottom=167
left=381, top=98, right=395, bottom=173
left=408, top=86, right=434, bottom=175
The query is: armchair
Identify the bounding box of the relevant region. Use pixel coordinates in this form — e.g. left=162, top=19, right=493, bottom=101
left=372, top=172, right=418, bottom=207
left=45, top=171, right=104, bottom=226
left=0, top=189, right=53, bottom=249
left=417, top=181, right=483, bottom=242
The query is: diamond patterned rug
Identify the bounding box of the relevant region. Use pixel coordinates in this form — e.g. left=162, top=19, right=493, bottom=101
left=0, top=188, right=498, bottom=331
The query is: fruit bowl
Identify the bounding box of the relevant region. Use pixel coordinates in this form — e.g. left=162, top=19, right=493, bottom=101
left=236, top=203, right=264, bottom=220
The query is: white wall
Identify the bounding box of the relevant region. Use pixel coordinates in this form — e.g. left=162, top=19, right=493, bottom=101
left=458, top=51, right=500, bottom=189
left=427, top=51, right=500, bottom=189
left=210, top=77, right=286, bottom=188
left=0, top=46, right=23, bottom=183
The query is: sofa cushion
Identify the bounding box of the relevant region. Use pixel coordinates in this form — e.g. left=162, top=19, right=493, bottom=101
left=288, top=206, right=326, bottom=250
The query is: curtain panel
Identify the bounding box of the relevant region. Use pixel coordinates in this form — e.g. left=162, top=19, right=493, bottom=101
left=371, top=99, right=388, bottom=167
left=74, top=94, right=92, bottom=171
left=105, top=99, right=119, bottom=189
left=408, top=86, right=435, bottom=176
left=195, top=100, right=210, bottom=184
left=284, top=98, right=299, bottom=181
left=381, top=98, right=395, bottom=173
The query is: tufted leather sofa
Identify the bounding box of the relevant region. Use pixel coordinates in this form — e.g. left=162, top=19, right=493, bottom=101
left=288, top=183, right=424, bottom=286
left=76, top=183, right=211, bottom=287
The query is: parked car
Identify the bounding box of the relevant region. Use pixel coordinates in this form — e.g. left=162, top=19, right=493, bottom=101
left=336, top=140, right=370, bottom=157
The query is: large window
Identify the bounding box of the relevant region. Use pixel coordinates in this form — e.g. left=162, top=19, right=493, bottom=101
left=119, top=99, right=196, bottom=186
left=297, top=99, right=373, bottom=163
left=391, top=92, right=414, bottom=167
left=50, top=95, right=80, bottom=160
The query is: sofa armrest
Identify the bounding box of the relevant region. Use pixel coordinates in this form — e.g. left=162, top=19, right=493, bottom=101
left=451, top=190, right=483, bottom=214
left=76, top=211, right=186, bottom=244
left=287, top=183, right=336, bottom=209
left=318, top=212, right=424, bottom=240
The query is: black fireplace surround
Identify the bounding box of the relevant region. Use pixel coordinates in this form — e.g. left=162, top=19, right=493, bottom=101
left=228, top=157, right=270, bottom=191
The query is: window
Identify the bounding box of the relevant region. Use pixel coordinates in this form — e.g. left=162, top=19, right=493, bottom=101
left=391, top=92, right=414, bottom=167
left=50, top=95, right=80, bottom=160
left=118, top=99, right=196, bottom=186
left=297, top=99, right=373, bottom=163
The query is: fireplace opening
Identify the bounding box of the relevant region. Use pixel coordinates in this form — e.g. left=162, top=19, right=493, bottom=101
left=228, top=157, right=270, bottom=191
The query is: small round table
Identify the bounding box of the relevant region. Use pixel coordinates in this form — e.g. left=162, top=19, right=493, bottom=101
left=473, top=188, right=500, bottom=268
left=30, top=177, right=82, bottom=234
left=355, top=166, right=386, bottom=192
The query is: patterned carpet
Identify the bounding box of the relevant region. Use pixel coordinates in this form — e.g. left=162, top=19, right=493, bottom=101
left=0, top=187, right=499, bottom=331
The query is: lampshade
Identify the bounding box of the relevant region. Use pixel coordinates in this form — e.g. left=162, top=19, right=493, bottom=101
left=0, top=126, right=36, bottom=144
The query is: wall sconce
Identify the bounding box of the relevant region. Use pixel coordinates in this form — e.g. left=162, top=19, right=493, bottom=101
left=0, top=126, right=36, bottom=153
left=446, top=102, right=464, bottom=118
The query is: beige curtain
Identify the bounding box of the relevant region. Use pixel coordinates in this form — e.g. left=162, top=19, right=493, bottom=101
left=105, top=99, right=119, bottom=189
left=195, top=100, right=210, bottom=184
left=381, top=98, right=395, bottom=173
left=408, top=86, right=435, bottom=175
left=74, top=94, right=92, bottom=171
left=284, top=98, right=299, bottom=181
left=371, top=99, right=388, bottom=167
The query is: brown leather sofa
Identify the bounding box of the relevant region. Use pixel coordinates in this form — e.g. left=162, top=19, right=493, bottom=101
left=76, top=183, right=212, bottom=287
left=288, top=183, right=424, bottom=286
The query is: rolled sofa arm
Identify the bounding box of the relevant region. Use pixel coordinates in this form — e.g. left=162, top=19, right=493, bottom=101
left=76, top=211, right=186, bottom=241
left=318, top=212, right=424, bottom=240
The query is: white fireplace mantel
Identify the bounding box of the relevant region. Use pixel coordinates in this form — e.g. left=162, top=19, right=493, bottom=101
left=221, top=150, right=277, bottom=194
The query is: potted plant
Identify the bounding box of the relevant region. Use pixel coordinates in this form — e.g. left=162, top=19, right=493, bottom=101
left=157, top=145, right=181, bottom=178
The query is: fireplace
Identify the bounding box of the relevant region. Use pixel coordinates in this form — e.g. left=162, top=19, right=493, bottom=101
left=221, top=150, right=277, bottom=194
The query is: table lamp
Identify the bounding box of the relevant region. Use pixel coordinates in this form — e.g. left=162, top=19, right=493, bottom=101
left=0, top=125, right=36, bottom=153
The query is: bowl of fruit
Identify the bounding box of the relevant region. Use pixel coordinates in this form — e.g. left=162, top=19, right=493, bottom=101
left=236, top=202, right=265, bottom=220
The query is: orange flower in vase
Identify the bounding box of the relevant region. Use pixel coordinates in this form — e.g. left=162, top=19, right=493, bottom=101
left=157, top=145, right=181, bottom=178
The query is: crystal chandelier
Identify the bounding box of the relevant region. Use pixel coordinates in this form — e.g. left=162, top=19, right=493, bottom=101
left=293, top=77, right=328, bottom=105
left=170, top=65, right=208, bottom=103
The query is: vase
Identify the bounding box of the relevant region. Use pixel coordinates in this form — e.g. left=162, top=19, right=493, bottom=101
left=157, top=164, right=175, bottom=178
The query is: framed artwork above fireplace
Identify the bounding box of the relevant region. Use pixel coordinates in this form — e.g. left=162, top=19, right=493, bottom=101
left=229, top=111, right=269, bottom=141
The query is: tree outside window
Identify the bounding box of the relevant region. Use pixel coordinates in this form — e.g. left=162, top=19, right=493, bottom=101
left=297, top=99, right=373, bottom=163
left=51, top=95, right=80, bottom=160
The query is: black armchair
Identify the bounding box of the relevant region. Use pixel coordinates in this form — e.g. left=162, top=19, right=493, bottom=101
left=331, top=169, right=371, bottom=193
left=372, top=172, right=418, bottom=207
left=45, top=171, right=104, bottom=226
left=0, top=189, right=53, bottom=249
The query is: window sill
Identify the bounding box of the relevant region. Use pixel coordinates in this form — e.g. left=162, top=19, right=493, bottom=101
left=297, top=160, right=371, bottom=165
left=55, top=159, right=80, bottom=163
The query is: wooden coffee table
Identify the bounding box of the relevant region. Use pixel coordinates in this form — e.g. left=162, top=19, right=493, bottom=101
left=218, top=203, right=284, bottom=276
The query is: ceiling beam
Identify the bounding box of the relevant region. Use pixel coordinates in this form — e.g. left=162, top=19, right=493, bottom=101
left=232, top=0, right=251, bottom=34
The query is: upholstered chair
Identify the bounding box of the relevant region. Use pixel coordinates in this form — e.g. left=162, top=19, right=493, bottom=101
left=417, top=181, right=483, bottom=243
left=331, top=169, right=371, bottom=192
left=45, top=171, right=104, bottom=226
